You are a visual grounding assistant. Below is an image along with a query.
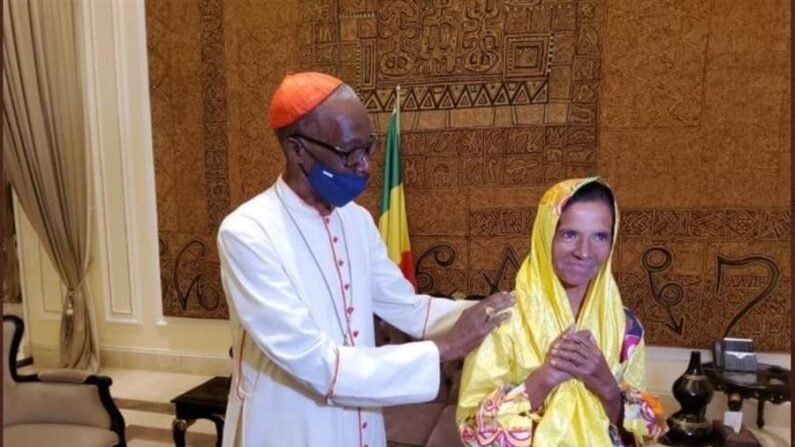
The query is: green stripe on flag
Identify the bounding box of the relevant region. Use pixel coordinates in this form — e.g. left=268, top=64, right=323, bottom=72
left=380, top=110, right=401, bottom=214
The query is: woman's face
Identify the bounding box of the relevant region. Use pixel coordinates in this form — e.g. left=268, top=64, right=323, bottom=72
left=552, top=200, right=613, bottom=290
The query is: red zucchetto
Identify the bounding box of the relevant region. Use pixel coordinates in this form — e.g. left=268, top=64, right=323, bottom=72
left=268, top=72, right=343, bottom=129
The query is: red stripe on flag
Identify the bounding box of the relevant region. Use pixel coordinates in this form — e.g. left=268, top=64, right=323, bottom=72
left=399, top=250, right=417, bottom=290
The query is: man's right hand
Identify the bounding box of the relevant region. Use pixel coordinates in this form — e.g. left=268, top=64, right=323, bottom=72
left=434, top=291, right=515, bottom=363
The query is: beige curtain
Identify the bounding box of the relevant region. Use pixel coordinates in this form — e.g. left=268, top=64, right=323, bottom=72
left=2, top=174, right=22, bottom=304
left=2, top=0, right=98, bottom=371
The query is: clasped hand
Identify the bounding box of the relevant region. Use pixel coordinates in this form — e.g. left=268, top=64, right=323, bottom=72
left=549, top=328, right=615, bottom=393
left=525, top=327, right=621, bottom=422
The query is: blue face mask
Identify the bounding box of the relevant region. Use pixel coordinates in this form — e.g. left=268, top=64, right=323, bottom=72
left=305, top=161, right=368, bottom=207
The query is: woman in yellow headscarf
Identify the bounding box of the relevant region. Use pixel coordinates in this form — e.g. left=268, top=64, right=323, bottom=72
left=457, top=178, right=666, bottom=447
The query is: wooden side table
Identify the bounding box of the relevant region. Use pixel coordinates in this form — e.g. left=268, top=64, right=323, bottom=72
left=702, top=362, right=790, bottom=429
left=659, top=421, right=760, bottom=447
left=171, top=376, right=231, bottom=447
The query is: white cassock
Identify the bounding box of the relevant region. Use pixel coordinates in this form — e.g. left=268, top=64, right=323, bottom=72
left=218, top=176, right=473, bottom=447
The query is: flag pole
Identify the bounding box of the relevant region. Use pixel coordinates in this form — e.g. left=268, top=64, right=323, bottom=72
left=396, top=85, right=401, bottom=131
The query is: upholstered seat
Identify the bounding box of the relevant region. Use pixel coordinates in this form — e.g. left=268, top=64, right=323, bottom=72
left=3, top=315, right=126, bottom=447
left=4, top=423, right=120, bottom=446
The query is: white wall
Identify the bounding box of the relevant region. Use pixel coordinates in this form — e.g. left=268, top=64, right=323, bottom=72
left=14, top=0, right=231, bottom=376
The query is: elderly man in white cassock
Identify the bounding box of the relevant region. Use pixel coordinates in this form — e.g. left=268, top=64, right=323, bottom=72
left=217, top=72, right=515, bottom=447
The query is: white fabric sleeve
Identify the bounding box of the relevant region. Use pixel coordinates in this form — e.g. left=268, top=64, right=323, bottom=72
left=362, top=209, right=474, bottom=339
left=218, top=216, right=441, bottom=407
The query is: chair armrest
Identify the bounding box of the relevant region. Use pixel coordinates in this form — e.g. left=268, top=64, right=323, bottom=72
left=37, top=368, right=90, bottom=383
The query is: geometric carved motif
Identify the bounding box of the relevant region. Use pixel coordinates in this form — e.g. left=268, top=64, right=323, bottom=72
left=300, top=0, right=593, bottom=113
left=376, top=2, right=505, bottom=83
left=621, top=209, right=791, bottom=241
left=149, top=0, right=231, bottom=319
left=466, top=207, right=790, bottom=241
left=398, top=127, right=596, bottom=188
left=200, top=0, right=231, bottom=235
left=359, top=81, right=549, bottom=112
left=147, top=0, right=790, bottom=351
left=159, top=238, right=226, bottom=319
left=622, top=246, right=789, bottom=352
left=148, top=0, right=601, bottom=321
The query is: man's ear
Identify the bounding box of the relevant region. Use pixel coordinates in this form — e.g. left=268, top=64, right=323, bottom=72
left=283, top=137, right=302, bottom=161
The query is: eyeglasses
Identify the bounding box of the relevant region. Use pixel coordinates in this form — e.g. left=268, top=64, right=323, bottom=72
left=292, top=133, right=378, bottom=167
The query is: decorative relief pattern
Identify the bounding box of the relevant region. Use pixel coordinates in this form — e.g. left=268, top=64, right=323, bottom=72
left=299, top=0, right=580, bottom=113
left=148, top=0, right=231, bottom=319
left=300, top=0, right=341, bottom=75
left=397, top=127, right=595, bottom=189
left=147, top=0, right=789, bottom=351
left=369, top=2, right=551, bottom=111
left=621, top=209, right=791, bottom=241
left=376, top=2, right=504, bottom=83
left=200, top=0, right=231, bottom=234
left=622, top=243, right=789, bottom=353
left=159, top=236, right=227, bottom=319
left=360, top=81, right=549, bottom=112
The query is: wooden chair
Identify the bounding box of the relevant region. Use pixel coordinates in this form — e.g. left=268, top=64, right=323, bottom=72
left=3, top=315, right=126, bottom=447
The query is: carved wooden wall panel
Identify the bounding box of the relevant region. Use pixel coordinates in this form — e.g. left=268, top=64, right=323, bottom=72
left=147, top=0, right=790, bottom=351
left=147, top=0, right=301, bottom=319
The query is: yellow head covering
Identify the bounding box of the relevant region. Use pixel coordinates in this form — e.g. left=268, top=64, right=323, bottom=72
left=517, top=176, right=624, bottom=445
left=457, top=177, right=627, bottom=446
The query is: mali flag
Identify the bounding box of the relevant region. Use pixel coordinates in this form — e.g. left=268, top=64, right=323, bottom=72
left=378, top=105, right=417, bottom=290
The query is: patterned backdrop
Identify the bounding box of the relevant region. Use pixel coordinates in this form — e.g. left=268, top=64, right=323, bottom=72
left=146, top=0, right=790, bottom=352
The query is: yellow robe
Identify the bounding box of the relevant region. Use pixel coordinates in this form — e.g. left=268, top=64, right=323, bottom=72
left=457, top=177, right=664, bottom=447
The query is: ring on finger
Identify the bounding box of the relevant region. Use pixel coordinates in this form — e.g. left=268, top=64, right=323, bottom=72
left=484, top=305, right=495, bottom=322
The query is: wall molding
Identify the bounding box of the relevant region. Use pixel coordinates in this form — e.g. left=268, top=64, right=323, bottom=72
left=80, top=0, right=167, bottom=325
left=83, top=0, right=136, bottom=323
left=31, top=343, right=231, bottom=378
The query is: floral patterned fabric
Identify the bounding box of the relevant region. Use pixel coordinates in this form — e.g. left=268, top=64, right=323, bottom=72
left=460, top=385, right=534, bottom=447
left=614, top=309, right=667, bottom=446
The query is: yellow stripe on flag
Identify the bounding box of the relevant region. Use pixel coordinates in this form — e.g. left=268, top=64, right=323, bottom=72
left=378, top=100, right=417, bottom=289
left=378, top=184, right=412, bottom=264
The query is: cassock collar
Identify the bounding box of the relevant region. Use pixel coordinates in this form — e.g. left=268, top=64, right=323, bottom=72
left=275, top=175, right=337, bottom=220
